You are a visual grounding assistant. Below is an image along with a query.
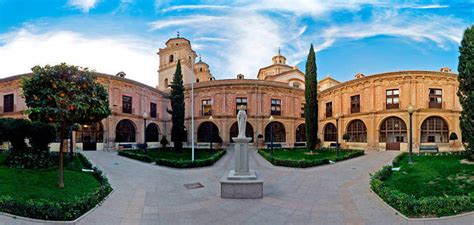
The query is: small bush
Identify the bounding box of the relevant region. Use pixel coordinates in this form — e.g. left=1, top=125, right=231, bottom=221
left=160, top=135, right=169, bottom=148
left=118, top=149, right=226, bottom=168
left=392, top=152, right=407, bottom=167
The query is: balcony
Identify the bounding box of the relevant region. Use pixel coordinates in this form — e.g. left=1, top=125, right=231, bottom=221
left=325, top=111, right=332, bottom=118
left=350, top=107, right=360, bottom=114
left=386, top=103, right=399, bottom=110
left=271, top=110, right=282, bottom=116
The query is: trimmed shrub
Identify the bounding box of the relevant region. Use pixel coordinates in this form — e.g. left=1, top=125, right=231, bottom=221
left=391, top=152, right=407, bottom=167
left=118, top=150, right=153, bottom=163
left=0, top=153, right=112, bottom=221
left=160, top=135, right=169, bottom=148
left=154, top=150, right=226, bottom=168
left=370, top=152, right=474, bottom=217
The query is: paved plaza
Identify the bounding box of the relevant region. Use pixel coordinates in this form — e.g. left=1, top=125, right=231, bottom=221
left=1, top=149, right=473, bottom=225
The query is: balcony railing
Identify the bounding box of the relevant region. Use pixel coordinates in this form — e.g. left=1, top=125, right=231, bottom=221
left=201, top=109, right=213, bottom=116
left=325, top=111, right=332, bottom=118
left=271, top=110, right=282, bottom=116
left=350, top=106, right=360, bottom=114
left=428, top=101, right=442, bottom=109
left=386, top=103, right=399, bottom=109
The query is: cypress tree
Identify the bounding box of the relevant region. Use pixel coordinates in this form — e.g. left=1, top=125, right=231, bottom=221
left=457, top=25, right=474, bottom=160
left=305, top=44, right=318, bottom=150
left=167, top=60, right=185, bottom=150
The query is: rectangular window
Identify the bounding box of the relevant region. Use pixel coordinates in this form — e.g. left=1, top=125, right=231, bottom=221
left=386, top=89, right=400, bottom=109
left=350, top=95, right=360, bottom=113
left=429, top=89, right=442, bottom=108
left=301, top=103, right=305, bottom=118
left=202, top=99, right=212, bottom=116
left=271, top=99, right=282, bottom=115
left=325, top=102, right=332, bottom=118
left=3, top=94, right=13, bottom=113
left=122, top=95, right=132, bottom=114
left=150, top=102, right=157, bottom=118
left=236, top=97, right=247, bottom=115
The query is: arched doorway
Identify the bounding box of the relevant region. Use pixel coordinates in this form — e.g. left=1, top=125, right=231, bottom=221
left=229, top=122, right=254, bottom=143
left=295, top=123, right=306, bottom=143
left=324, top=123, right=337, bottom=142
left=197, top=122, right=220, bottom=143
left=116, top=120, right=136, bottom=142
left=76, top=122, right=103, bottom=151
left=421, top=116, right=449, bottom=143
left=346, top=120, right=367, bottom=142
left=265, top=122, right=286, bottom=142
left=146, top=123, right=160, bottom=142
left=379, top=117, right=407, bottom=150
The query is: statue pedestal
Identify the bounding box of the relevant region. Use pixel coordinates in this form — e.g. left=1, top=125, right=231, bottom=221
left=220, top=137, right=263, bottom=199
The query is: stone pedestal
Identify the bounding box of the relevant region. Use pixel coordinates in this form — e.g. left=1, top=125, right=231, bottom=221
left=220, top=137, right=263, bottom=199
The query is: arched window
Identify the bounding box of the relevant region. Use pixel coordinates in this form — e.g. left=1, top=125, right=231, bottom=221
left=197, top=122, right=219, bottom=142
left=421, top=116, right=449, bottom=143
left=164, top=78, right=169, bottom=88
left=196, top=79, right=200, bottom=83
left=169, top=55, right=174, bottom=63
left=229, top=122, right=254, bottom=143
left=346, top=120, right=367, bottom=142
left=116, top=120, right=136, bottom=142
left=379, top=117, right=406, bottom=143
left=295, top=123, right=306, bottom=142
left=324, top=123, right=337, bottom=141
left=293, top=82, right=300, bottom=88
left=265, top=122, right=286, bottom=142
left=146, top=123, right=160, bottom=142
left=199, top=68, right=203, bottom=72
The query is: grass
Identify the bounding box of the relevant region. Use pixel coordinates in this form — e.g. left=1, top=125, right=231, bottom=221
left=145, top=148, right=222, bottom=161
left=258, top=148, right=365, bottom=168
left=0, top=153, right=101, bottom=203
left=384, top=153, right=474, bottom=197
left=262, top=148, right=359, bottom=161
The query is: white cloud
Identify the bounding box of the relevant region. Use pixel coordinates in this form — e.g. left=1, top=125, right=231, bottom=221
left=161, top=4, right=230, bottom=12
left=408, top=4, right=449, bottom=9
left=0, top=29, right=159, bottom=86
left=149, top=15, right=220, bottom=30
left=68, top=0, right=100, bottom=13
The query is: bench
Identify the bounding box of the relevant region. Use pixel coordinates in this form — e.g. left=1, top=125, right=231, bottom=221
left=266, top=143, right=282, bottom=149
left=329, top=143, right=341, bottom=149
left=294, top=142, right=306, bottom=147
left=136, top=143, right=148, bottom=150
left=118, top=144, right=134, bottom=150
left=419, top=145, right=439, bottom=153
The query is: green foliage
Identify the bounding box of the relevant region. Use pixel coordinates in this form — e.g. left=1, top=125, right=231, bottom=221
left=258, top=148, right=364, bottom=168
left=304, top=44, right=318, bottom=150
left=167, top=60, right=186, bottom=150
left=160, top=135, right=169, bottom=148
left=343, top=133, right=351, bottom=141
left=457, top=25, right=474, bottom=158
left=118, top=148, right=226, bottom=168
left=371, top=153, right=474, bottom=217
left=450, top=132, right=459, bottom=141
left=29, top=121, right=56, bottom=151
left=391, top=152, right=407, bottom=167
left=0, top=153, right=112, bottom=220
left=0, top=118, right=30, bottom=152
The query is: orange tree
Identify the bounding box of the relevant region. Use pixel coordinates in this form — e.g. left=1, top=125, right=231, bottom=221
left=22, top=63, right=110, bottom=188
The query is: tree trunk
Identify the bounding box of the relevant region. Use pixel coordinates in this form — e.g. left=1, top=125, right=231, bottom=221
left=58, top=122, right=66, bottom=188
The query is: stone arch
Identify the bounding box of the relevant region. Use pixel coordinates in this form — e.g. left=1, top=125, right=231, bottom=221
left=295, top=123, right=306, bottom=143
left=229, top=122, right=254, bottom=143
left=323, top=123, right=337, bottom=142
left=197, top=121, right=220, bottom=143
left=265, top=121, right=286, bottom=142
left=379, top=116, right=407, bottom=143
left=115, top=119, right=136, bottom=142
left=420, top=116, right=449, bottom=143
left=345, top=119, right=367, bottom=142
left=146, top=123, right=160, bottom=142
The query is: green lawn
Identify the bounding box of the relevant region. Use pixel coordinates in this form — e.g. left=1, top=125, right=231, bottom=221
left=145, top=148, right=222, bottom=160
left=259, top=148, right=364, bottom=168
left=0, top=154, right=101, bottom=202
left=384, top=154, right=474, bottom=197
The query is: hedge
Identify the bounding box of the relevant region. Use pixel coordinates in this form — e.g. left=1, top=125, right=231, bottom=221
left=118, top=149, right=226, bottom=168
left=258, top=149, right=364, bottom=168
left=0, top=153, right=112, bottom=221
left=370, top=154, right=474, bottom=217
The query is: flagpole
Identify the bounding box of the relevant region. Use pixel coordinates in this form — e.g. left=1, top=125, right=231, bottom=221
left=191, top=52, right=195, bottom=161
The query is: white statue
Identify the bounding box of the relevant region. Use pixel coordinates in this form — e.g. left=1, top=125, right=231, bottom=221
left=237, top=105, right=247, bottom=138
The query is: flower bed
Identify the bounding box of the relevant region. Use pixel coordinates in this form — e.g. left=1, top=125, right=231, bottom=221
left=370, top=152, right=474, bottom=217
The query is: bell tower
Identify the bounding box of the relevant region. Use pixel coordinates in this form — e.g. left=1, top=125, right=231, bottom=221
left=157, top=32, right=197, bottom=90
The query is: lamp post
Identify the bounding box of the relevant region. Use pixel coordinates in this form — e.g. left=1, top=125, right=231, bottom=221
left=407, top=105, right=414, bottom=165
left=209, top=116, right=214, bottom=151
left=143, top=112, right=149, bottom=154
left=335, top=113, right=340, bottom=157
left=269, top=116, right=274, bottom=157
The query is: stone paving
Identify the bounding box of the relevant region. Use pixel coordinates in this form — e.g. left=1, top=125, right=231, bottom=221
left=1, top=149, right=473, bottom=225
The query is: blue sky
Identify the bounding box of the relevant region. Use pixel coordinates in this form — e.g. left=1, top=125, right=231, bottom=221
left=0, top=0, right=472, bottom=85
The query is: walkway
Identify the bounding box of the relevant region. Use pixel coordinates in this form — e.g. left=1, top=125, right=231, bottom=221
left=2, top=149, right=473, bottom=225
